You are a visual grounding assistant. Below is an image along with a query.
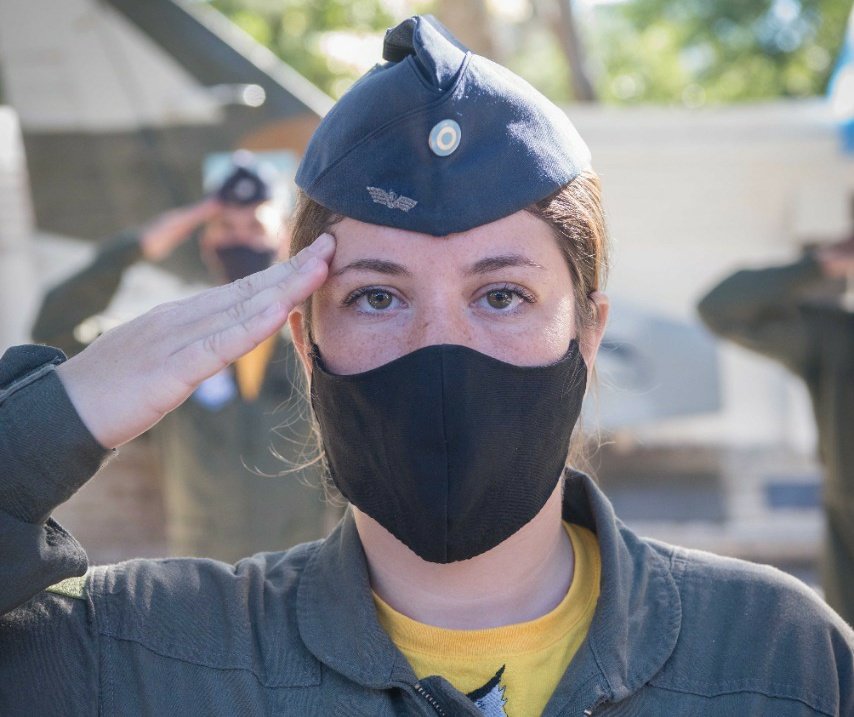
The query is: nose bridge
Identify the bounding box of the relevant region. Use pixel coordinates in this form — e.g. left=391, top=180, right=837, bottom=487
left=410, top=292, right=472, bottom=351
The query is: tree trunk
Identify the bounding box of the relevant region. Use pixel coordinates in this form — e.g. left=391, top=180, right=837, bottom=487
left=435, top=0, right=497, bottom=60
left=554, top=0, right=596, bottom=102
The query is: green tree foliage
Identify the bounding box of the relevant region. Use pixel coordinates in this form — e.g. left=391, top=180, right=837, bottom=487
left=593, top=0, right=851, bottom=105
left=208, top=0, right=431, bottom=98
left=207, top=0, right=850, bottom=106
left=505, top=25, right=576, bottom=104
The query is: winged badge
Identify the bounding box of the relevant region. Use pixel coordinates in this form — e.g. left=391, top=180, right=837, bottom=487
left=366, top=187, right=418, bottom=212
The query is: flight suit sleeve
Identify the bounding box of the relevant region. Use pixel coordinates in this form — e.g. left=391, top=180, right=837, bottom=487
left=0, top=345, right=109, bottom=713
left=30, top=230, right=144, bottom=357
left=697, top=254, right=825, bottom=374
left=0, top=344, right=110, bottom=614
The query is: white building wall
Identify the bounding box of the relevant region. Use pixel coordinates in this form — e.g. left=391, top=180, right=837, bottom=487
left=570, top=100, right=853, bottom=449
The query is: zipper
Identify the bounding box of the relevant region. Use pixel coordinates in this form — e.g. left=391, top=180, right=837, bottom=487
left=413, top=681, right=449, bottom=717
left=582, top=696, right=608, bottom=716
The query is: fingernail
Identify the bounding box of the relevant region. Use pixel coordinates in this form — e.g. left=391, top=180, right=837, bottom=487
left=299, top=256, right=320, bottom=273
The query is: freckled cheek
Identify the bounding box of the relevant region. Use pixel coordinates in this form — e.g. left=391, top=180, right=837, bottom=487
left=532, top=298, right=577, bottom=363
left=310, top=298, right=409, bottom=374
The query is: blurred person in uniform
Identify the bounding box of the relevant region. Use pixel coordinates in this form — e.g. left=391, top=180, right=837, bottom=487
left=698, top=234, right=854, bottom=624
left=31, top=153, right=332, bottom=563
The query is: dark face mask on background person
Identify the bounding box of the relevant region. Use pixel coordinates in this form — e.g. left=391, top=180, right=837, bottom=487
left=310, top=340, right=588, bottom=563
left=213, top=245, right=276, bottom=283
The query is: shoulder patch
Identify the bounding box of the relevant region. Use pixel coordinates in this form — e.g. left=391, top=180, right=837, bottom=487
left=45, top=574, right=87, bottom=600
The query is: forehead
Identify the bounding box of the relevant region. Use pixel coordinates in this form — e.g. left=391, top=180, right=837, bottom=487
left=330, top=210, right=565, bottom=269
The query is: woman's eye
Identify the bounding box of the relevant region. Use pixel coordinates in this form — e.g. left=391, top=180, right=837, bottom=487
left=365, top=289, right=393, bottom=310
left=342, top=287, right=401, bottom=313
left=480, top=285, right=534, bottom=312
left=486, top=288, right=515, bottom=309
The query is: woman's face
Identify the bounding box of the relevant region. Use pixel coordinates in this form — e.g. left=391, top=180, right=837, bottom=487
left=292, top=209, right=605, bottom=375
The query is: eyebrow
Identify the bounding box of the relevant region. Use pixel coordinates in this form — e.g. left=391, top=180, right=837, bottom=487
left=329, top=253, right=545, bottom=279
left=330, top=259, right=411, bottom=278
left=465, top=254, right=546, bottom=275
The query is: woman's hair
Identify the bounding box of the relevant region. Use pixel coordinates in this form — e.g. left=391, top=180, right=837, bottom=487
left=529, top=171, right=609, bottom=332
left=284, top=169, right=610, bottom=479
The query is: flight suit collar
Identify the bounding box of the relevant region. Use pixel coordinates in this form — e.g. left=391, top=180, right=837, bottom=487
left=547, top=471, right=682, bottom=713
left=296, top=507, right=413, bottom=688
left=296, top=471, right=682, bottom=707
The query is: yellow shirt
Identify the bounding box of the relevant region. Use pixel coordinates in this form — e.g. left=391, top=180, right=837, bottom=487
left=373, top=523, right=601, bottom=717
left=234, top=335, right=276, bottom=401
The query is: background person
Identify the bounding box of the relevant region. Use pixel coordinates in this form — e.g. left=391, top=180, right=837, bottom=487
left=31, top=154, right=331, bottom=563
left=698, top=235, right=854, bottom=625
left=1, top=16, right=851, bottom=716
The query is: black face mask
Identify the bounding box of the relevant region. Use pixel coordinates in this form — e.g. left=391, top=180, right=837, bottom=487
left=213, top=245, right=276, bottom=283
left=310, top=341, right=587, bottom=563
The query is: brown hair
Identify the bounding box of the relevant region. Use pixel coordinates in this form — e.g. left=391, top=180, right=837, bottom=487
left=288, top=169, right=609, bottom=339
left=529, top=171, right=609, bottom=332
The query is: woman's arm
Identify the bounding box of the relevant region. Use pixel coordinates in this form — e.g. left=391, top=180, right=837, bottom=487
left=0, top=238, right=332, bottom=710
left=0, top=345, right=106, bottom=614
left=1, top=235, right=334, bottom=613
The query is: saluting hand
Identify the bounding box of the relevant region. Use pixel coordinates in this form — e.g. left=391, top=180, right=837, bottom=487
left=56, top=234, right=335, bottom=449
left=139, top=198, right=223, bottom=262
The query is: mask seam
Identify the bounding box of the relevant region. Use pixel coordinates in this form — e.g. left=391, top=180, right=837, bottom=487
left=440, top=348, right=450, bottom=563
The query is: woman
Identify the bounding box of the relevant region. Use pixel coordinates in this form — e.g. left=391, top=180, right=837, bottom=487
left=1, top=16, right=851, bottom=717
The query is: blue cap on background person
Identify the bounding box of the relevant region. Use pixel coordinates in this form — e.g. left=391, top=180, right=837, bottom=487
left=216, top=151, right=273, bottom=206
left=295, top=14, right=591, bottom=237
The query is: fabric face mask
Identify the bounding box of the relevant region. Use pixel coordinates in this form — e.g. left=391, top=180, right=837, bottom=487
left=310, top=341, right=588, bottom=563
left=213, top=245, right=276, bottom=283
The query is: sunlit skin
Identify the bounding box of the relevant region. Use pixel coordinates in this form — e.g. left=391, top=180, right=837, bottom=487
left=289, top=210, right=609, bottom=629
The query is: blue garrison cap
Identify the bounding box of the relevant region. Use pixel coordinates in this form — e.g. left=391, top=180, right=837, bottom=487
left=217, top=152, right=273, bottom=205
left=295, top=15, right=591, bottom=236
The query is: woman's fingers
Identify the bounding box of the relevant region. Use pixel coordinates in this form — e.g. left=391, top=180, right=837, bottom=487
left=57, top=233, right=335, bottom=449
left=170, top=233, right=335, bottom=331
left=167, top=251, right=330, bottom=385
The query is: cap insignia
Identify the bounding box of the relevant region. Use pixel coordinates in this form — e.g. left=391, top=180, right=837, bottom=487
left=429, top=119, right=461, bottom=157
left=366, top=187, right=418, bottom=212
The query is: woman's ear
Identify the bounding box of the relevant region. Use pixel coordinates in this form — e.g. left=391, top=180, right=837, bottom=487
left=580, top=291, right=609, bottom=371
left=288, top=309, right=312, bottom=378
